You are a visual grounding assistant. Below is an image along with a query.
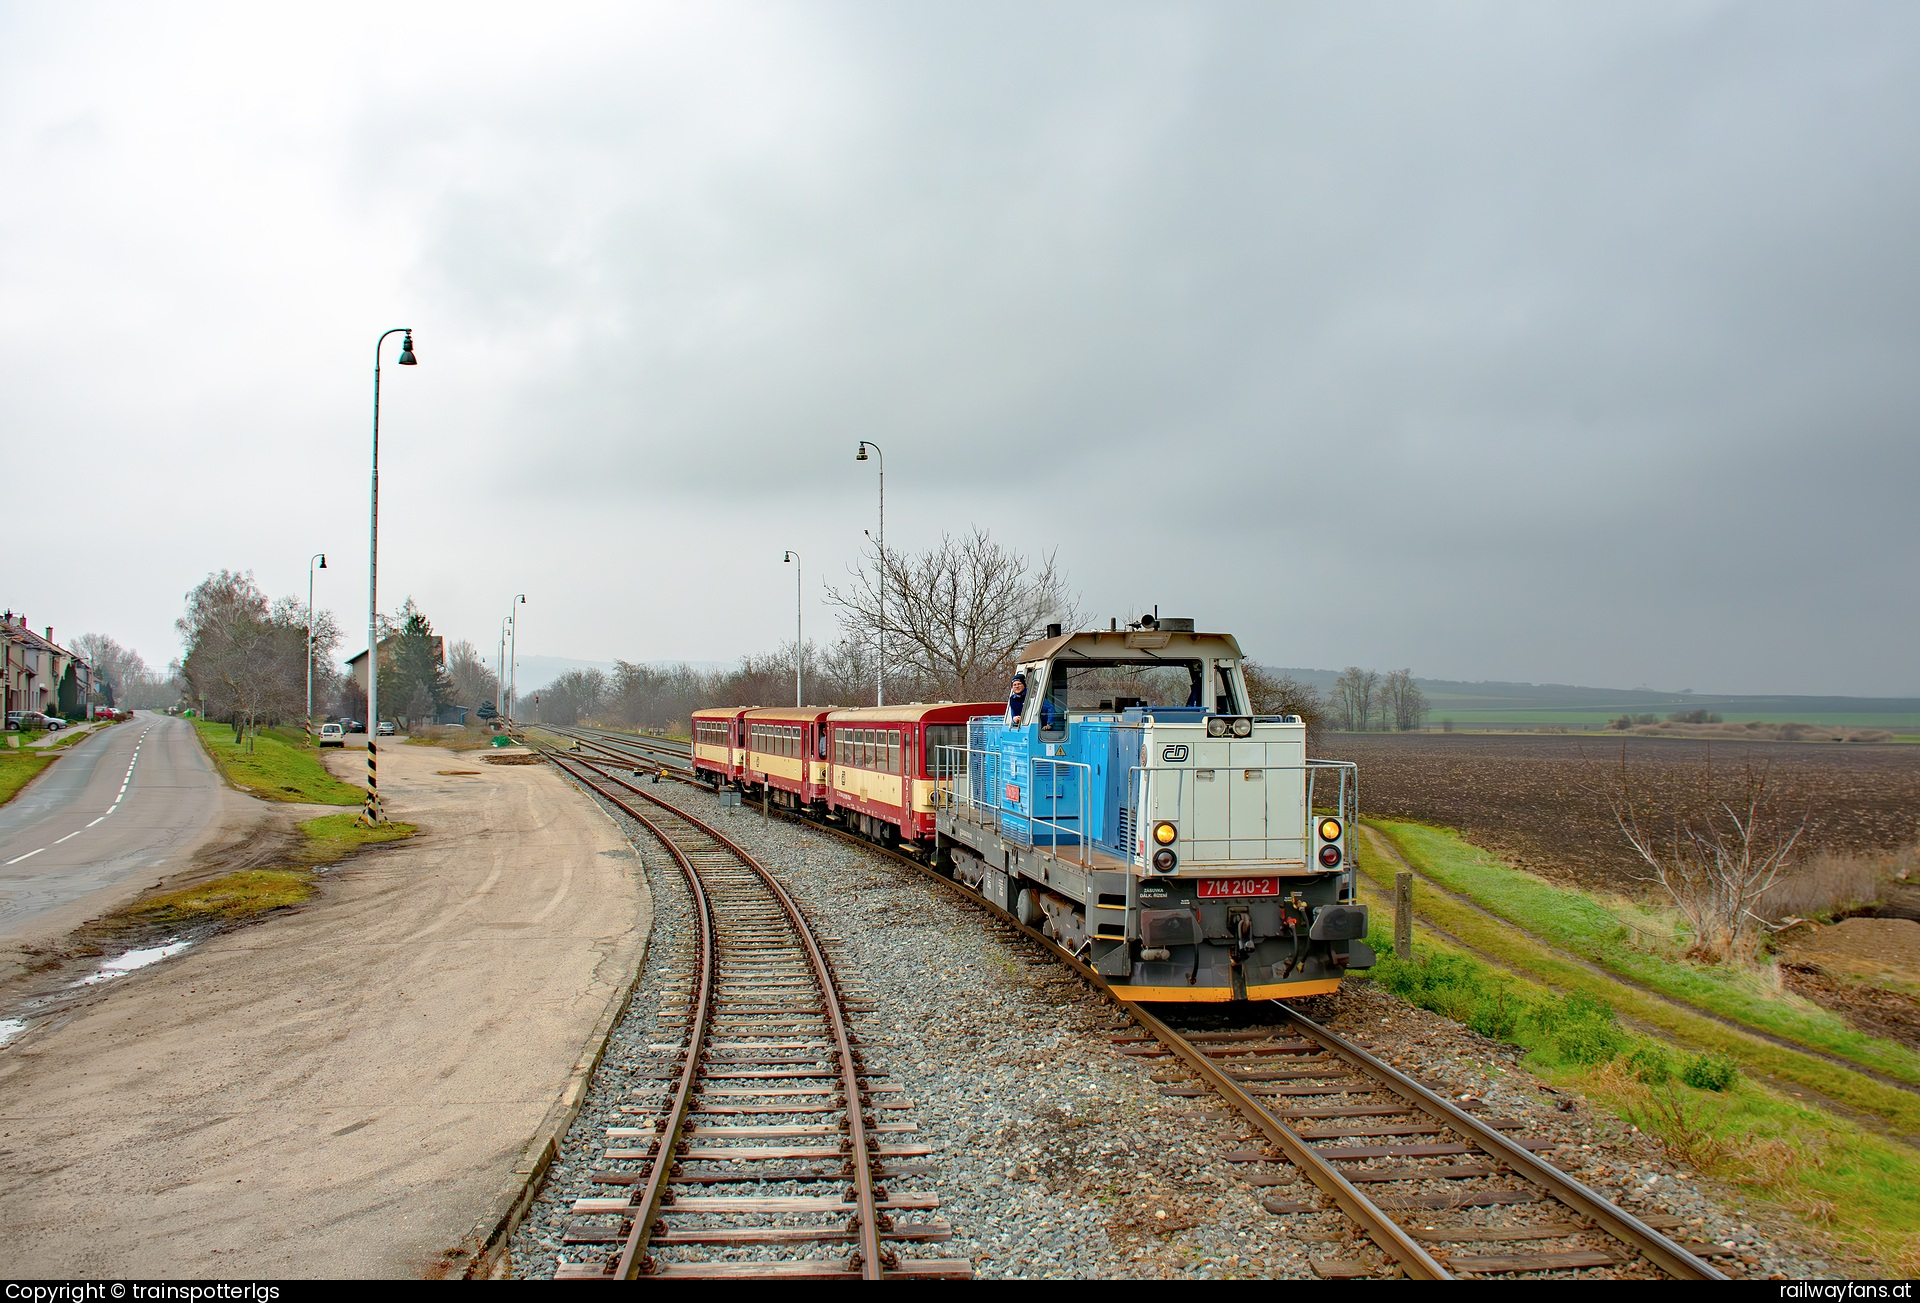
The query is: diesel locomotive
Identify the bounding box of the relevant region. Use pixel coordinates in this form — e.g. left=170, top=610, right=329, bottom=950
left=695, top=617, right=1372, bottom=1004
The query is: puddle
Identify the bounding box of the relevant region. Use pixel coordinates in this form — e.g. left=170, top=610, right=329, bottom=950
left=74, top=939, right=192, bottom=986
left=0, top=1018, right=26, bottom=1048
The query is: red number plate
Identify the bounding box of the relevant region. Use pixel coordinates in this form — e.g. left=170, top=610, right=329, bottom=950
left=1196, top=878, right=1280, bottom=898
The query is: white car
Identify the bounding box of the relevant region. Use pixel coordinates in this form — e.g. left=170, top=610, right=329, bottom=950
left=377, top=720, right=397, bottom=736
left=318, top=723, right=345, bottom=748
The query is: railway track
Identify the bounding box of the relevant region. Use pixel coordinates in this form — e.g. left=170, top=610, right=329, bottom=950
left=536, top=746, right=972, bottom=1280
left=534, top=725, right=1725, bottom=1280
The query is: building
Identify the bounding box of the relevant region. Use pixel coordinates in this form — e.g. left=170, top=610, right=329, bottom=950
left=2, top=613, right=94, bottom=721
left=344, top=635, right=445, bottom=694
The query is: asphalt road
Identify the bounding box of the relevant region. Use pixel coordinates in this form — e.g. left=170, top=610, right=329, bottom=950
left=0, top=712, right=225, bottom=946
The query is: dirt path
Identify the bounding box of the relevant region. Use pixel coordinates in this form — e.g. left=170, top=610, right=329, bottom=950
left=0, top=742, right=649, bottom=1278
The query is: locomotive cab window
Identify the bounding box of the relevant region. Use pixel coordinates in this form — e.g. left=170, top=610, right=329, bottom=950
left=1040, top=659, right=1207, bottom=738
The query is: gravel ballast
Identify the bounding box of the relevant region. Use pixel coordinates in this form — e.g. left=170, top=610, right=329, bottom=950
left=509, top=766, right=1838, bottom=1279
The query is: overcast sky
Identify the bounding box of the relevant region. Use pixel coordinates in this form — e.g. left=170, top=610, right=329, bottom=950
left=4, top=2, right=1915, bottom=695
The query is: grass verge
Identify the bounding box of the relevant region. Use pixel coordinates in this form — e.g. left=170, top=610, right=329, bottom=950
left=1372, top=818, right=1920, bottom=1088
left=297, top=811, right=417, bottom=863
left=1354, top=915, right=1920, bottom=1272
left=1353, top=827, right=1920, bottom=1137
left=192, top=719, right=364, bottom=805
left=0, top=749, right=57, bottom=806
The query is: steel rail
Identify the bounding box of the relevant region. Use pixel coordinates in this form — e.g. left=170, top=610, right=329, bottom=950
left=542, top=735, right=1715, bottom=1281
left=543, top=748, right=887, bottom=1280
left=546, top=750, right=719, bottom=1281
left=1275, top=1003, right=1726, bottom=1280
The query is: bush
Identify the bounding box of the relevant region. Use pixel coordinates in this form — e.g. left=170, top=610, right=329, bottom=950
left=1523, top=990, right=1629, bottom=1065
left=1628, top=1044, right=1675, bottom=1084
left=1365, top=937, right=1519, bottom=1040
left=1681, top=1052, right=1740, bottom=1092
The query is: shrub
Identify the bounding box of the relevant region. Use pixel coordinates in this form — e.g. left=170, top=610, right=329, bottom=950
left=1681, top=1052, right=1740, bottom=1092
left=1627, top=1044, right=1675, bottom=1085
left=1524, top=990, right=1629, bottom=1065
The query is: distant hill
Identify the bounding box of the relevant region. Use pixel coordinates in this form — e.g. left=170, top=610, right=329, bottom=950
left=1269, top=669, right=1920, bottom=729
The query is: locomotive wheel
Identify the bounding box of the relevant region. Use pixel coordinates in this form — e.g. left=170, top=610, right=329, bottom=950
left=1015, top=887, right=1044, bottom=928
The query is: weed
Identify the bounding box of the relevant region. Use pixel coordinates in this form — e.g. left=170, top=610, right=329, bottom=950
left=1627, top=1044, right=1674, bottom=1084
left=1618, top=1078, right=1727, bottom=1170
left=1524, top=990, right=1629, bottom=1065
left=1681, top=1051, right=1740, bottom=1092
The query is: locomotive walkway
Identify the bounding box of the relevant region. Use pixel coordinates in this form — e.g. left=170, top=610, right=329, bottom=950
left=0, top=740, right=649, bottom=1277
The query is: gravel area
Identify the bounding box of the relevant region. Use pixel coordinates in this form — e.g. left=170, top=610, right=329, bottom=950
left=509, top=766, right=1841, bottom=1280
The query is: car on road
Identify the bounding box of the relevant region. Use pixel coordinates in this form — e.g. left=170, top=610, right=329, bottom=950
left=338, top=718, right=365, bottom=733
left=377, top=720, right=396, bottom=736
left=317, top=722, right=345, bottom=748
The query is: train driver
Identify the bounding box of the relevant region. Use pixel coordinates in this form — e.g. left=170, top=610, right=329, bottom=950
left=1006, top=672, right=1029, bottom=724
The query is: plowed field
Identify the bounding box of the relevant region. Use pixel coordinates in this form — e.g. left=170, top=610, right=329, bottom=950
left=1318, top=734, right=1920, bottom=892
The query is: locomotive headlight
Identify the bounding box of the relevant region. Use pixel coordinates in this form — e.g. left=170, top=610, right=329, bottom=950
left=1153, top=821, right=1178, bottom=846
left=1318, top=817, right=1343, bottom=842
left=1206, top=717, right=1229, bottom=737
left=1318, top=844, right=1343, bottom=868
left=1152, top=848, right=1178, bottom=873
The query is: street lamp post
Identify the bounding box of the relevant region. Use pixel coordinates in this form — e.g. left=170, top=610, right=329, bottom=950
left=509, top=594, right=525, bottom=720
left=306, top=552, right=327, bottom=743
left=365, top=327, right=416, bottom=824
left=855, top=441, right=884, bottom=706
left=782, top=552, right=802, bottom=706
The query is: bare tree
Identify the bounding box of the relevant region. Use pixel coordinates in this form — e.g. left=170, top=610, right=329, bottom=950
left=1608, top=754, right=1806, bottom=964
left=1384, top=668, right=1427, bottom=731
left=1332, top=666, right=1380, bottom=732
left=178, top=571, right=310, bottom=746
left=446, top=640, right=500, bottom=713
left=824, top=527, right=1079, bottom=701
left=529, top=667, right=608, bottom=725
left=70, top=633, right=149, bottom=709
left=1243, top=661, right=1326, bottom=744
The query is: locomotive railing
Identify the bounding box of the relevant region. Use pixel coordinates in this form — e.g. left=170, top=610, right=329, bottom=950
left=930, top=745, right=1093, bottom=867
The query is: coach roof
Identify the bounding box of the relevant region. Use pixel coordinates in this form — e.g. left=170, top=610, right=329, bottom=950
left=1016, top=628, right=1244, bottom=662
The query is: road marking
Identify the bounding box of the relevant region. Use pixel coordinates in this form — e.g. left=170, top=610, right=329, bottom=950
left=54, top=830, right=82, bottom=844
left=5, top=849, right=44, bottom=865
left=87, top=817, right=105, bottom=827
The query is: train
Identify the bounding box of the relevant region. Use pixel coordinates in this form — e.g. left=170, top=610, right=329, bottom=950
left=692, top=616, right=1373, bottom=1003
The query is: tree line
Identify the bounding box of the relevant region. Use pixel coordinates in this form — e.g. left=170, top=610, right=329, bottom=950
left=1329, top=666, right=1428, bottom=732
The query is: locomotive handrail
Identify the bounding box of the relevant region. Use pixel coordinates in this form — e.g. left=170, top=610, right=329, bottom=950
left=1029, top=755, right=1093, bottom=868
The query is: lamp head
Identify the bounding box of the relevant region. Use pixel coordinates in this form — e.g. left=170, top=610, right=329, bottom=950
left=784, top=551, right=796, bottom=563
left=318, top=555, right=327, bottom=569
left=855, top=445, right=868, bottom=462
left=397, top=332, right=417, bottom=365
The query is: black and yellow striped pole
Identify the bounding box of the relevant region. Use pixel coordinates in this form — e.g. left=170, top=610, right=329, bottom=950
left=364, top=327, right=416, bottom=825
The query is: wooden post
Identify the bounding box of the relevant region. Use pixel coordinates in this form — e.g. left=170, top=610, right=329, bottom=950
left=1394, top=872, right=1413, bottom=961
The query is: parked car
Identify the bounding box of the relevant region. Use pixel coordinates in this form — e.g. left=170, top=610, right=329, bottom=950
left=317, top=722, right=345, bottom=748
left=92, top=706, right=116, bottom=720
left=339, top=718, right=365, bottom=733
left=6, top=711, right=40, bottom=731
left=376, top=720, right=397, bottom=736
left=41, top=715, right=66, bottom=730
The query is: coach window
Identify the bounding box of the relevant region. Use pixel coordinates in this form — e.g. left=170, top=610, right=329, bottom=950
left=888, top=730, right=901, bottom=774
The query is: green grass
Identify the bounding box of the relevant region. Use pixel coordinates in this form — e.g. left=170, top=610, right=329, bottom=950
left=0, top=749, right=57, bottom=806
left=1354, top=833, right=1920, bottom=1140
left=98, top=817, right=416, bottom=931
left=297, top=812, right=417, bottom=862
left=1354, top=915, right=1920, bottom=1271
left=191, top=719, right=364, bottom=805
left=1373, top=818, right=1920, bottom=1088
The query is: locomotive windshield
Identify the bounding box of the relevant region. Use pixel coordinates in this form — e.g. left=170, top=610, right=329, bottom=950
left=1043, top=660, right=1208, bottom=714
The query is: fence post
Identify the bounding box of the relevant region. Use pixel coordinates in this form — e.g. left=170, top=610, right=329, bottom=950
left=1393, top=871, right=1413, bottom=960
